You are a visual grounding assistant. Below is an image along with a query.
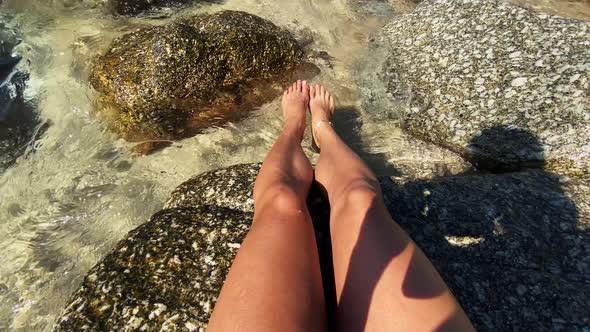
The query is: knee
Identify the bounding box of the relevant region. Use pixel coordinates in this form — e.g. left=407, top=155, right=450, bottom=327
left=255, top=184, right=307, bottom=217
left=333, top=179, right=381, bottom=212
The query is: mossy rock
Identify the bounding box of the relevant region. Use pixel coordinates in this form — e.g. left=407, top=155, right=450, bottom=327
left=91, top=10, right=305, bottom=141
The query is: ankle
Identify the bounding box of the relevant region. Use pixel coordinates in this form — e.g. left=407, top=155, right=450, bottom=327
left=282, top=121, right=305, bottom=140
left=313, top=120, right=334, bottom=149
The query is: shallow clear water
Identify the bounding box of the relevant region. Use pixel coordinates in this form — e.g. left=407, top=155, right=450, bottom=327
left=0, top=0, right=469, bottom=330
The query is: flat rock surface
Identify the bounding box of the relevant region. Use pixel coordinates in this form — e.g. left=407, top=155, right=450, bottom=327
left=56, top=164, right=590, bottom=330
left=381, top=0, right=590, bottom=177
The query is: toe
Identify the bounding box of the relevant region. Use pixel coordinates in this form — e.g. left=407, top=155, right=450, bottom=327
left=297, top=80, right=302, bottom=92
left=329, top=95, right=334, bottom=109
left=310, top=85, right=316, bottom=98
left=288, top=85, right=293, bottom=94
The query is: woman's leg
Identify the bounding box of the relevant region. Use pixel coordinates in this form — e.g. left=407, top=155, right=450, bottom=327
left=310, top=84, right=474, bottom=332
left=208, top=81, right=326, bottom=332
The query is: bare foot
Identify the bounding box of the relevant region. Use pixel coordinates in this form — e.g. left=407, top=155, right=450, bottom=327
left=282, top=80, right=309, bottom=140
left=309, top=84, right=335, bottom=149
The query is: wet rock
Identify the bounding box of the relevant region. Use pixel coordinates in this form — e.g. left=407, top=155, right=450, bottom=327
left=109, top=0, right=200, bottom=15
left=0, top=23, right=44, bottom=174
left=381, top=0, right=590, bottom=177
left=387, top=0, right=422, bottom=14
left=56, top=163, right=590, bottom=330
left=0, top=20, right=20, bottom=80
left=348, top=0, right=395, bottom=16
left=91, top=10, right=305, bottom=141
left=0, top=71, right=37, bottom=173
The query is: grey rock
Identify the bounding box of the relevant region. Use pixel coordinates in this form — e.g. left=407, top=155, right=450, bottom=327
left=382, top=170, right=590, bottom=330
left=381, top=0, right=590, bottom=177
left=55, top=164, right=590, bottom=330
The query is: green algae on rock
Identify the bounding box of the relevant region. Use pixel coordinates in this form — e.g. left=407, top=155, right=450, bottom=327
left=381, top=0, right=590, bottom=177
left=55, top=164, right=590, bottom=330
left=91, top=10, right=304, bottom=141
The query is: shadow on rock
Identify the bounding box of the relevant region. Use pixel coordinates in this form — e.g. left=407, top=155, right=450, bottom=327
left=380, top=126, right=589, bottom=330
left=467, top=126, right=545, bottom=173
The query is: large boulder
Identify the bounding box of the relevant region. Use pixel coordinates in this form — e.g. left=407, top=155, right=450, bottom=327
left=55, top=163, right=590, bottom=330
left=381, top=0, right=590, bottom=177
left=91, top=10, right=305, bottom=141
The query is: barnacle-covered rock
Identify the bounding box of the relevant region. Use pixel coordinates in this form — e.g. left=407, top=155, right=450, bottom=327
left=91, top=10, right=305, bottom=141
left=55, top=164, right=590, bottom=330
left=381, top=0, right=590, bottom=177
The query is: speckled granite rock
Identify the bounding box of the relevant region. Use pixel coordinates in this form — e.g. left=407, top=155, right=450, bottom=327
left=55, top=164, right=590, bottom=330
left=381, top=0, right=590, bottom=177
left=165, top=163, right=260, bottom=212
left=91, top=10, right=304, bottom=141
left=56, top=206, right=252, bottom=331
left=382, top=170, right=590, bottom=330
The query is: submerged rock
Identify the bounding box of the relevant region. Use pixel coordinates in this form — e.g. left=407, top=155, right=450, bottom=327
left=0, top=20, right=19, bottom=80
left=0, top=23, right=43, bottom=174
left=381, top=0, right=590, bottom=177
left=35, top=0, right=201, bottom=15
left=91, top=10, right=305, bottom=141
left=55, top=164, right=590, bottom=330
left=109, top=0, right=201, bottom=15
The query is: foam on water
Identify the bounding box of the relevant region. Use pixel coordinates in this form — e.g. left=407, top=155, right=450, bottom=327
left=0, top=0, right=468, bottom=329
